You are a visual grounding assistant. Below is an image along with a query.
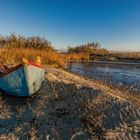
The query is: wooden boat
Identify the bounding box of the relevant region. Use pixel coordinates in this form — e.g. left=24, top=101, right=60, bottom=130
left=0, top=62, right=45, bottom=96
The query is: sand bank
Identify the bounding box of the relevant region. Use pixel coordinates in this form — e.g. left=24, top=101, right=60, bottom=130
left=0, top=68, right=140, bottom=140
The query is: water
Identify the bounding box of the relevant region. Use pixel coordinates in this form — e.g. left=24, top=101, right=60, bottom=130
left=68, top=61, right=140, bottom=92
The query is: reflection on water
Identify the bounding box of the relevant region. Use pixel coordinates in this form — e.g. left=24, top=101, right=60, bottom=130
left=68, top=62, right=140, bottom=92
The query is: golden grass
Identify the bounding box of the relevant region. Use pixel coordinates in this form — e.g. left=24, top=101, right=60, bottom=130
left=111, top=51, right=140, bottom=60
left=64, top=53, right=89, bottom=61
left=0, top=47, right=65, bottom=67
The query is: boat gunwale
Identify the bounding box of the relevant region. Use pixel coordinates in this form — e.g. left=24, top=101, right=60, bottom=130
left=0, top=63, right=44, bottom=78
left=29, top=62, right=44, bottom=69
left=0, top=64, right=23, bottom=78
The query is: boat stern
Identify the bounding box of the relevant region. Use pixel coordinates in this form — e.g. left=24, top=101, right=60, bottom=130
left=24, top=64, right=45, bottom=96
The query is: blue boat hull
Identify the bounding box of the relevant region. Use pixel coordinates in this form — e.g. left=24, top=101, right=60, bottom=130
left=0, top=64, right=45, bottom=96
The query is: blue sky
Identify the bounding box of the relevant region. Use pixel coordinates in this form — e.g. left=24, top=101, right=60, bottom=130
left=0, top=0, right=140, bottom=51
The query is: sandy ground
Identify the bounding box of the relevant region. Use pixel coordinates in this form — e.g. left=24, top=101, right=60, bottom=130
left=0, top=68, right=140, bottom=140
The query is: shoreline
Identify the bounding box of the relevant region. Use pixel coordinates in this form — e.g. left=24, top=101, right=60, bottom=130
left=64, top=68, right=140, bottom=107
left=66, top=60, right=140, bottom=65
left=0, top=68, right=140, bottom=139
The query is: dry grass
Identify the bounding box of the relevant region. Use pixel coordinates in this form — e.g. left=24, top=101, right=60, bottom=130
left=111, top=51, right=140, bottom=60
left=64, top=53, right=89, bottom=61
left=0, top=47, right=90, bottom=67
left=0, top=47, right=65, bottom=67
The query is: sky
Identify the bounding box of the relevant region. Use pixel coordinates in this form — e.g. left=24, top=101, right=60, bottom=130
left=0, top=0, right=140, bottom=51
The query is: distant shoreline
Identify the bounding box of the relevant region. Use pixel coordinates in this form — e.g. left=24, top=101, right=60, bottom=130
left=66, top=59, right=140, bottom=65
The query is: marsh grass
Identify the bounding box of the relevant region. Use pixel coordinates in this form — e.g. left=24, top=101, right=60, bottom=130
left=0, top=47, right=65, bottom=67
left=0, top=48, right=90, bottom=67
left=64, top=53, right=89, bottom=61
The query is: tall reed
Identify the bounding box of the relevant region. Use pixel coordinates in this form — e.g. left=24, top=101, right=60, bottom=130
left=0, top=47, right=65, bottom=67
